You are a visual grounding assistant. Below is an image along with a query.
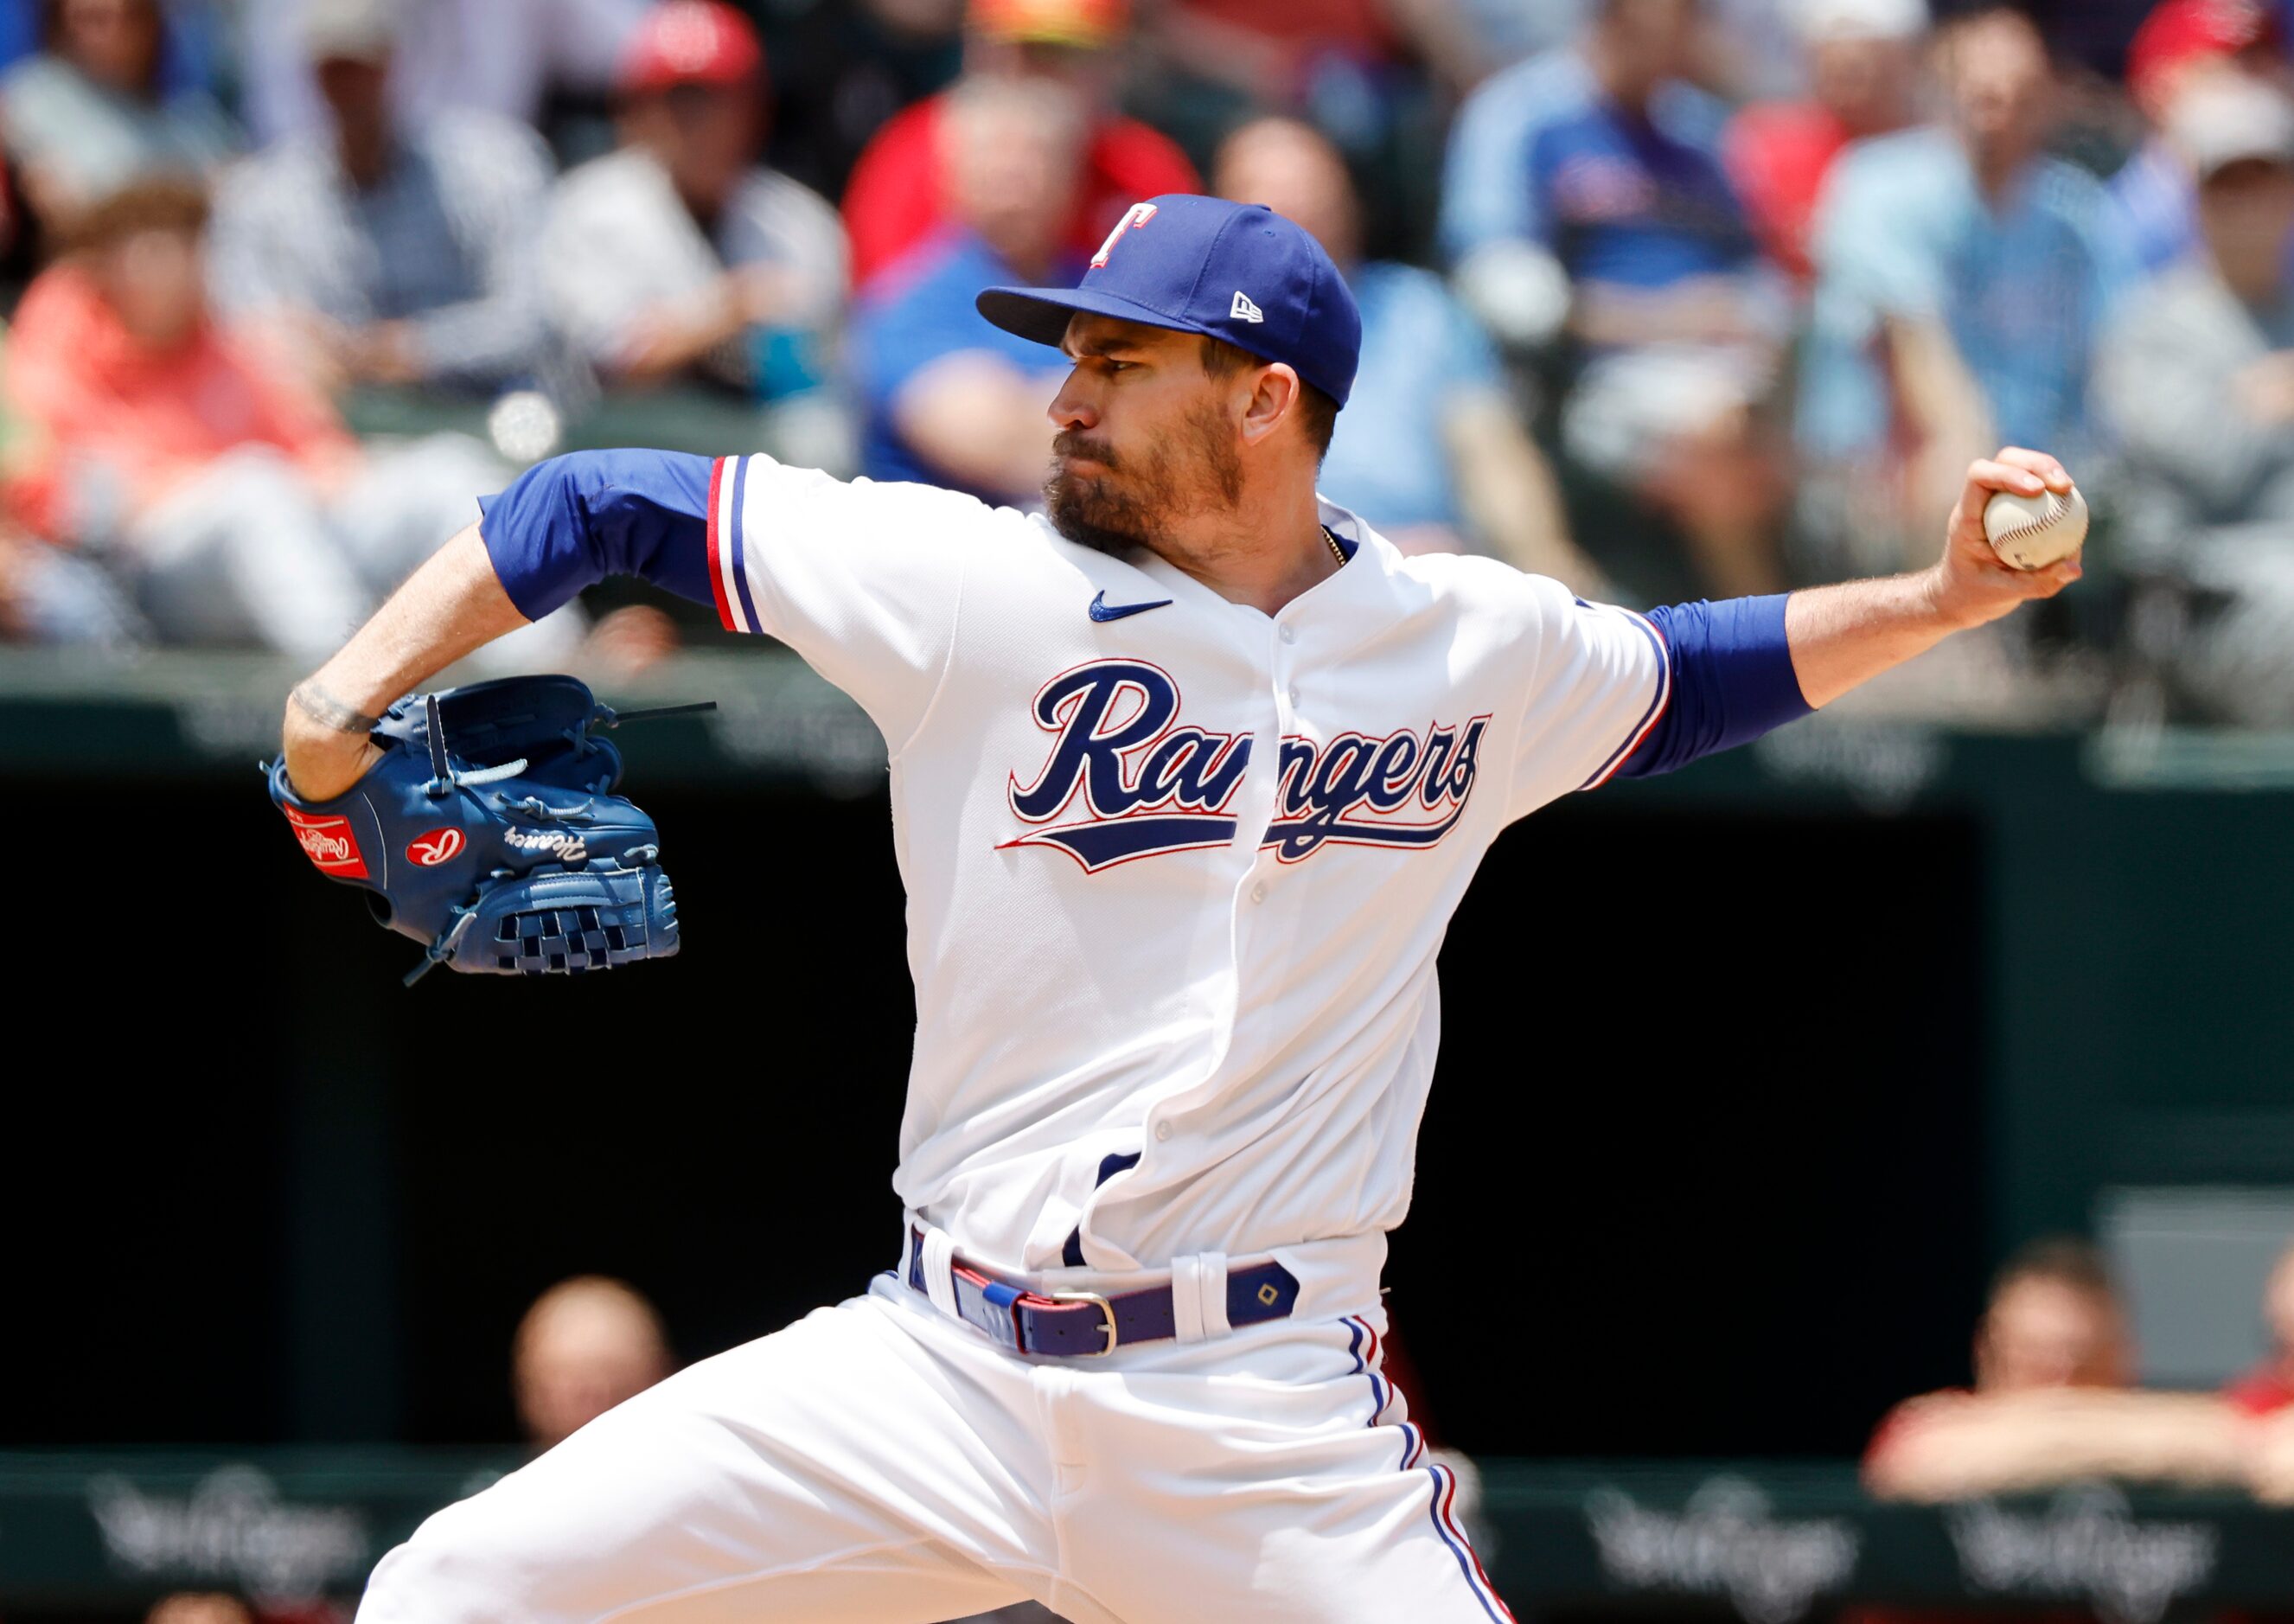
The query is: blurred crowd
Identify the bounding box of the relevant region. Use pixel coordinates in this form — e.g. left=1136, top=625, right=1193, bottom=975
left=9, top=0, right=2294, bottom=721
left=1864, top=1232, right=2294, bottom=1502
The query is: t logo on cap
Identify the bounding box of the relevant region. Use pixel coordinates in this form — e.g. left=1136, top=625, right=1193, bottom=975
left=1091, top=202, right=1160, bottom=269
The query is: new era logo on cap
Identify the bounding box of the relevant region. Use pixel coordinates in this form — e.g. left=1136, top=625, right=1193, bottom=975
left=1230, top=291, right=1263, bottom=323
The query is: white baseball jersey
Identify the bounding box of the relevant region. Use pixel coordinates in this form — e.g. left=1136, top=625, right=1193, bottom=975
left=361, top=455, right=1676, bottom=1624
left=702, top=452, right=1667, bottom=1275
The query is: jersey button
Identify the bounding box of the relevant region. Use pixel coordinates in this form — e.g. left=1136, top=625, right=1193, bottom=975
left=1279, top=625, right=1296, bottom=644
left=1287, top=687, right=1300, bottom=707
left=1154, top=1121, right=1173, bottom=1141
left=1250, top=882, right=1268, bottom=903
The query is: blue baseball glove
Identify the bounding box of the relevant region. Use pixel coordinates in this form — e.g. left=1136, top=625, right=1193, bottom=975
left=265, top=675, right=707, bottom=985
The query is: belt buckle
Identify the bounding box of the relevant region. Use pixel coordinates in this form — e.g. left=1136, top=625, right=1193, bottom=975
left=1042, top=1288, right=1119, bottom=1356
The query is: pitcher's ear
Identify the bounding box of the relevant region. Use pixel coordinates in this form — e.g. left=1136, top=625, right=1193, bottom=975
left=1239, top=361, right=1303, bottom=449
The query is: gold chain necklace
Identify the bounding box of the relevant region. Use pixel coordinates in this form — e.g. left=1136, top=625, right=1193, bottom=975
left=1321, top=525, right=1347, bottom=568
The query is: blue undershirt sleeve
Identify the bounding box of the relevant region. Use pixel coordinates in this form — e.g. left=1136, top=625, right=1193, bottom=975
left=1611, top=593, right=1812, bottom=778
left=476, top=449, right=717, bottom=621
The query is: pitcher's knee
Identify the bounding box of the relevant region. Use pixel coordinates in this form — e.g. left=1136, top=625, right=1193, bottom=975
left=355, top=1499, right=550, bottom=1624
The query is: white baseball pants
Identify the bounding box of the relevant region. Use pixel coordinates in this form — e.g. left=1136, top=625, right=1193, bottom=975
left=355, top=1272, right=1512, bottom=1623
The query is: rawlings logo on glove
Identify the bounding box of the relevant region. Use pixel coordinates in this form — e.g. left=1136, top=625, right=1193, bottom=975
left=407, top=828, right=465, bottom=866
left=265, top=675, right=710, bottom=985
left=285, top=807, right=367, bottom=875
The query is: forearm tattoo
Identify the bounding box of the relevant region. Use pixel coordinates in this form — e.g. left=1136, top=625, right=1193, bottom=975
left=291, top=680, right=382, bottom=735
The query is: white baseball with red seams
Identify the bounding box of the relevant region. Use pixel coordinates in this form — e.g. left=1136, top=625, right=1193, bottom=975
left=358, top=452, right=1669, bottom=1624
left=1982, top=483, right=2088, bottom=570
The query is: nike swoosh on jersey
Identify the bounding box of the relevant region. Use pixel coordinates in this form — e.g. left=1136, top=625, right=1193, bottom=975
left=1088, top=591, right=1173, bottom=623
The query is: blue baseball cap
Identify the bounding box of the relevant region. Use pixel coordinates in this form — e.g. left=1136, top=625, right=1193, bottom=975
left=976, top=194, right=1362, bottom=407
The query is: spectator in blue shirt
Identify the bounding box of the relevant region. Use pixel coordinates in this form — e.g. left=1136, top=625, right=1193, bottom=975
left=1801, top=5, right=2133, bottom=566
left=1214, top=115, right=1605, bottom=591
left=1439, top=0, right=1792, bottom=597
left=847, top=77, right=1084, bottom=502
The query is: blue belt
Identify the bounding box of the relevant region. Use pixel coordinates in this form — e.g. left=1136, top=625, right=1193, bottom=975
left=904, top=1227, right=1300, bottom=1357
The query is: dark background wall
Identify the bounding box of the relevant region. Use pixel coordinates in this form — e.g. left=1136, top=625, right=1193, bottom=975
left=5, top=776, right=1989, bottom=1459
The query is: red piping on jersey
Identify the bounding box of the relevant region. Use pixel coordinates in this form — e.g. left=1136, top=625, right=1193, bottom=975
left=706, top=456, right=736, bottom=632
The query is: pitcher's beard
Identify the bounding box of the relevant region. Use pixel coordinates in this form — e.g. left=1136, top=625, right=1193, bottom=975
left=1044, top=465, right=1157, bottom=558
left=1044, top=408, right=1243, bottom=559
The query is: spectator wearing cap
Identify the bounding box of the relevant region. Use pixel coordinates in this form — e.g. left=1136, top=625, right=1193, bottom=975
left=840, top=0, right=1198, bottom=293
left=847, top=76, right=1084, bottom=500
left=237, top=0, right=653, bottom=148
left=1213, top=116, right=1604, bottom=590
left=2110, top=0, right=2287, bottom=278
left=207, top=0, right=559, bottom=401
left=1799, top=6, right=2131, bottom=569
left=1438, top=0, right=1793, bottom=599
left=2095, top=75, right=2294, bottom=722
left=0, top=0, right=236, bottom=238
left=540, top=0, right=847, bottom=396
left=1, top=177, right=566, bottom=662
left=1864, top=1237, right=2244, bottom=1501
left=1723, top=0, right=1926, bottom=284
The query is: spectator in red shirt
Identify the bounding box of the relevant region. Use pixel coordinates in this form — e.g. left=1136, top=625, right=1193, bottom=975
left=2227, top=1241, right=2294, bottom=1502
left=1723, top=0, right=1926, bottom=283
left=1864, top=1237, right=2243, bottom=1502
left=2225, top=1240, right=2294, bottom=1417
left=840, top=0, right=1197, bottom=292
left=3, top=176, right=566, bottom=661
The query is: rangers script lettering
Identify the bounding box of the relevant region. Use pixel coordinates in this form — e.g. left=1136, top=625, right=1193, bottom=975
left=1001, top=659, right=1250, bottom=872
left=997, top=658, right=1490, bottom=872
left=1267, top=715, right=1490, bottom=861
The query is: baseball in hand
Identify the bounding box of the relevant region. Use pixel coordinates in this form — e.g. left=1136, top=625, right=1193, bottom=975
left=1982, top=483, right=2088, bottom=570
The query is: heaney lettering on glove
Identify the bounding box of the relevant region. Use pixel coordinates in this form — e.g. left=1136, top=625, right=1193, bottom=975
left=503, top=828, right=591, bottom=861
left=265, top=675, right=708, bottom=985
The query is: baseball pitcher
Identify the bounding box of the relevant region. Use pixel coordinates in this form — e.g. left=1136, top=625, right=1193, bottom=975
left=276, top=196, right=2080, bottom=1623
